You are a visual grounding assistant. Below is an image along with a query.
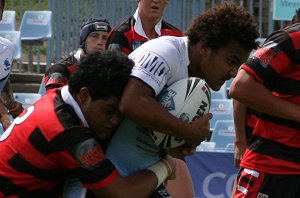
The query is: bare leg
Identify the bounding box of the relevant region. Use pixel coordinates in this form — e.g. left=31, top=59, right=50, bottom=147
left=165, top=158, right=195, bottom=198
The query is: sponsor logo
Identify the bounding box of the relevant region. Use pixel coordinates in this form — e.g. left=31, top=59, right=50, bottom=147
left=94, top=22, right=109, bottom=32
left=253, top=42, right=278, bottom=68
left=192, top=100, right=209, bottom=121
left=73, top=139, right=104, bottom=169
left=132, top=40, right=144, bottom=51
left=137, top=52, right=168, bottom=78
left=4, top=58, right=11, bottom=71
left=157, top=89, right=176, bottom=111
left=179, top=112, right=190, bottom=122
left=78, top=144, right=103, bottom=168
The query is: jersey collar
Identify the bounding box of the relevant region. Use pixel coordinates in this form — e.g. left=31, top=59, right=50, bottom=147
left=61, top=86, right=89, bottom=127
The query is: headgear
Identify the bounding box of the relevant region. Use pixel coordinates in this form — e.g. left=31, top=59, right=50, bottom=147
left=79, top=16, right=111, bottom=50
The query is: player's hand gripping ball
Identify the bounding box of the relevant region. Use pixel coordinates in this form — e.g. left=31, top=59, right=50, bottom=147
left=150, top=77, right=211, bottom=149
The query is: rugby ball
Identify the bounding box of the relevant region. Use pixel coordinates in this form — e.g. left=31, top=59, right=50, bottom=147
left=150, top=77, right=211, bottom=149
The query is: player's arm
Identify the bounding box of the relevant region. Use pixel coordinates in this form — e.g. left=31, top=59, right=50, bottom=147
left=0, top=98, right=10, bottom=130
left=230, top=69, right=300, bottom=122
left=91, top=156, right=176, bottom=198
left=232, top=99, right=247, bottom=167
left=1, top=80, right=23, bottom=118
left=119, top=77, right=212, bottom=146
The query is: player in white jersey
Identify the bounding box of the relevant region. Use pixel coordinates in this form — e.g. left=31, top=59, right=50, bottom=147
left=106, top=3, right=259, bottom=197
left=0, top=0, right=23, bottom=131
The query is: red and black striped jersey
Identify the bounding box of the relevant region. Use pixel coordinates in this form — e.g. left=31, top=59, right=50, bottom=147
left=244, top=108, right=259, bottom=143
left=240, top=23, right=300, bottom=174
left=106, top=16, right=183, bottom=55
left=0, top=88, right=118, bottom=197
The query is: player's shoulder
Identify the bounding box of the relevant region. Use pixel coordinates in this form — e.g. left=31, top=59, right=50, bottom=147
left=111, top=16, right=133, bottom=34
left=0, top=37, right=14, bottom=54
left=161, top=20, right=182, bottom=32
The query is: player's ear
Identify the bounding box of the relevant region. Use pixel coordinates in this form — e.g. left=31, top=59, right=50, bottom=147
left=77, top=87, right=92, bottom=106
left=197, top=42, right=208, bottom=56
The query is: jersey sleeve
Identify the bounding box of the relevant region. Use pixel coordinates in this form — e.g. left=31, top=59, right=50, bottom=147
left=129, top=50, right=171, bottom=96
left=56, top=132, right=119, bottom=189
left=241, top=29, right=297, bottom=91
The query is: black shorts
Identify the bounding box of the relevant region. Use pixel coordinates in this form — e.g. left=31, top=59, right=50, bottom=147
left=233, top=168, right=300, bottom=198
left=149, top=184, right=171, bottom=198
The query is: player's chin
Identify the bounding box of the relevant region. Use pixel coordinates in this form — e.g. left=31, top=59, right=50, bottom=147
left=210, top=81, right=225, bottom=91
left=94, top=127, right=115, bottom=140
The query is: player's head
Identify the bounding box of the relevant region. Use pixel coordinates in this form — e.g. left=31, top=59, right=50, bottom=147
left=79, top=16, right=111, bottom=53
left=291, top=8, right=300, bottom=24
left=0, top=0, right=5, bottom=20
left=137, top=0, right=169, bottom=22
left=69, top=51, right=133, bottom=139
left=187, top=2, right=258, bottom=52
left=186, top=3, right=258, bottom=91
left=69, top=51, right=133, bottom=100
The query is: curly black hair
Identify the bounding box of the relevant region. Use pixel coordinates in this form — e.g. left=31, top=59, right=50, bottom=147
left=186, top=2, right=258, bottom=52
left=69, top=51, right=133, bottom=100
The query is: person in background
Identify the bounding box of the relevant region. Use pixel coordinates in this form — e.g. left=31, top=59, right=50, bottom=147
left=230, top=8, right=300, bottom=198
left=106, top=2, right=258, bottom=198
left=106, top=0, right=193, bottom=197
left=291, top=8, right=300, bottom=24
left=106, top=0, right=182, bottom=54
left=44, top=16, right=111, bottom=91
left=0, top=51, right=176, bottom=198
left=0, top=0, right=23, bottom=131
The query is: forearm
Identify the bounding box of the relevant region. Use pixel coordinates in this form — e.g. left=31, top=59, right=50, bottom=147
left=2, top=81, right=14, bottom=102
left=120, top=78, right=211, bottom=146
left=230, top=70, right=300, bottom=123
left=120, top=94, right=189, bottom=140
left=0, top=103, right=11, bottom=130
left=92, top=158, right=174, bottom=198
left=233, top=99, right=247, bottom=144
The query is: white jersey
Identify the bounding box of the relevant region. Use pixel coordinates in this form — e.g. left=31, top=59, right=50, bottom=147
left=129, top=36, right=190, bottom=96
left=0, top=37, right=14, bottom=91
left=106, top=36, right=190, bottom=176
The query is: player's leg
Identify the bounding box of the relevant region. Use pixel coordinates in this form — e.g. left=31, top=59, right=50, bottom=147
left=165, top=158, right=195, bottom=198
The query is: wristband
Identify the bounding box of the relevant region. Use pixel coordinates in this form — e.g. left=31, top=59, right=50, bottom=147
left=147, top=161, right=169, bottom=188
left=160, top=158, right=172, bottom=176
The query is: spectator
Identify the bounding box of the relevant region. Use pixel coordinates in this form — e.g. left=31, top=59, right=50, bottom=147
left=44, top=16, right=111, bottom=91
left=106, top=0, right=194, bottom=197
left=106, top=0, right=182, bottom=54
left=0, top=51, right=176, bottom=198
left=106, top=2, right=258, bottom=198
left=0, top=0, right=23, bottom=130
left=229, top=17, right=300, bottom=198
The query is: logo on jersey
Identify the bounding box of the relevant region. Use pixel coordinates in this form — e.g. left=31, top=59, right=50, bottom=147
left=253, top=41, right=278, bottom=68
left=132, top=40, right=144, bottom=51
left=157, top=88, right=176, bottom=111
left=4, top=58, right=11, bottom=71
left=73, top=139, right=104, bottom=169
left=135, top=52, right=169, bottom=86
